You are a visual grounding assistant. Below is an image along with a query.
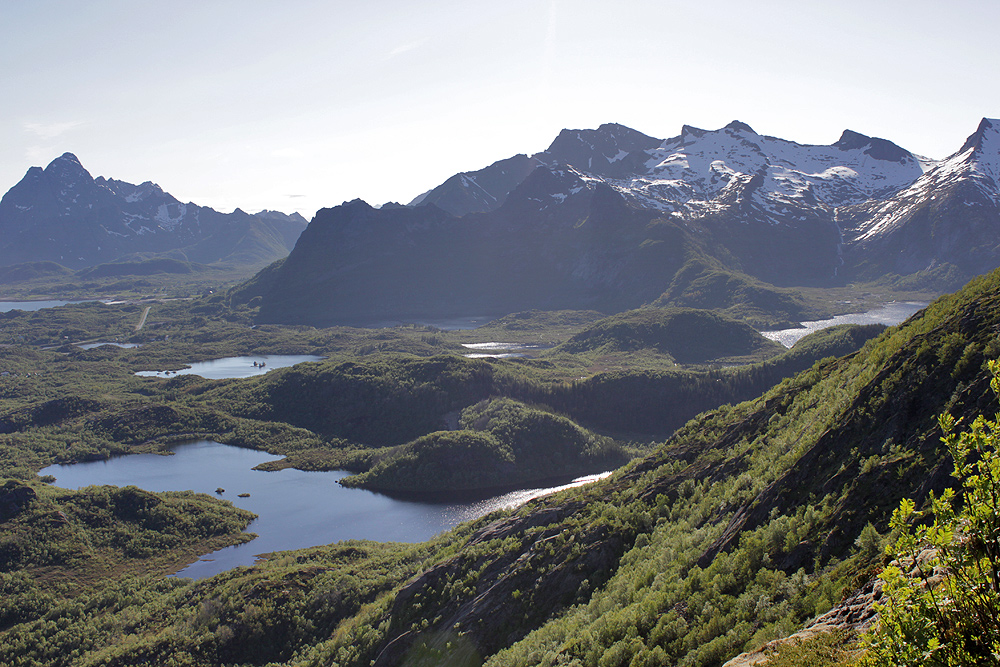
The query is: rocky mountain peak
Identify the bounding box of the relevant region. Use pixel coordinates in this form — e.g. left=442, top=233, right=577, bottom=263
left=724, top=120, right=756, bottom=134
left=679, top=124, right=709, bottom=142
left=43, top=152, right=92, bottom=182
left=958, top=117, right=997, bottom=155
left=0, top=154, right=306, bottom=269
left=834, top=130, right=911, bottom=163
left=834, top=129, right=872, bottom=151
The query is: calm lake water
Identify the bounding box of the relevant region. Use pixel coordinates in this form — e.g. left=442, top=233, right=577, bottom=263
left=362, top=316, right=498, bottom=330
left=761, top=301, right=928, bottom=348
left=460, top=342, right=552, bottom=359
left=41, top=440, right=609, bottom=579
left=78, top=342, right=140, bottom=350
left=0, top=300, right=79, bottom=312
left=136, top=354, right=324, bottom=380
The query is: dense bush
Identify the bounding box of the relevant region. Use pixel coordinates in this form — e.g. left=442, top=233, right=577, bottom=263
left=863, top=363, right=1000, bottom=666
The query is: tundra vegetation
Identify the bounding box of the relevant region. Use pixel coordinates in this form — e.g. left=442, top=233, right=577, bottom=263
left=0, top=269, right=995, bottom=666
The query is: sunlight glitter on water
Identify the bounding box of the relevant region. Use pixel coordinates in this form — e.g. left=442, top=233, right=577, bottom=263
left=761, top=302, right=927, bottom=348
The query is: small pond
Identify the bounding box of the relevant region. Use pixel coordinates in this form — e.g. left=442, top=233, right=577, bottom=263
left=761, top=301, right=928, bottom=348
left=461, top=342, right=552, bottom=359
left=41, top=440, right=609, bottom=579
left=136, top=354, right=324, bottom=380
left=78, top=342, right=141, bottom=350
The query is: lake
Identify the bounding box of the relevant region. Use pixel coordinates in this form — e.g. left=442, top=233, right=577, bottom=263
left=761, top=301, right=928, bottom=347
left=78, top=342, right=140, bottom=350
left=461, top=342, right=552, bottom=359
left=360, top=315, right=498, bottom=330
left=0, top=300, right=81, bottom=312
left=40, top=440, right=609, bottom=579
left=136, top=354, right=324, bottom=380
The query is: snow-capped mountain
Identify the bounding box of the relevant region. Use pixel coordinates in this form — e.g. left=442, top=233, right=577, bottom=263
left=232, top=117, right=1000, bottom=326
left=0, top=153, right=306, bottom=270
left=840, top=118, right=1000, bottom=278
left=419, top=120, right=933, bottom=220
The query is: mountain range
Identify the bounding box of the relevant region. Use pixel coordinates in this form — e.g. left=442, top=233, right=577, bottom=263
left=237, top=118, right=1000, bottom=326
left=0, top=153, right=306, bottom=272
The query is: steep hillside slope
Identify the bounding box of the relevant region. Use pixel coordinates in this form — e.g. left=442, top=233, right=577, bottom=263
left=333, top=270, right=998, bottom=667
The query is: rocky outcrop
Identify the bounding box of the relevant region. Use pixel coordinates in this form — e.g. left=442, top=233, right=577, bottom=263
left=0, top=480, right=37, bottom=522
left=723, top=546, right=947, bottom=667
left=722, top=578, right=882, bottom=667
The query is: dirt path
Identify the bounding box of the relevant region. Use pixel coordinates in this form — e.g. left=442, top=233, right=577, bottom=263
left=135, top=306, right=151, bottom=331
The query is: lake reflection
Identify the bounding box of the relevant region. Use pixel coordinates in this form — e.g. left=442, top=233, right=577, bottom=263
left=136, top=354, right=323, bottom=380
left=41, top=440, right=606, bottom=579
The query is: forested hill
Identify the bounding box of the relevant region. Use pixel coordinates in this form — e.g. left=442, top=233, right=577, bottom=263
left=339, top=268, right=1000, bottom=667
left=4, top=278, right=1000, bottom=664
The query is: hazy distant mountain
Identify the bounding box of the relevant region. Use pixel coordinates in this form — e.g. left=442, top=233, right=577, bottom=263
left=0, top=153, right=307, bottom=270
left=237, top=118, right=1000, bottom=326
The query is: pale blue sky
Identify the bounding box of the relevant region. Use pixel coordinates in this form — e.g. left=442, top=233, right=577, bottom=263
left=3, top=0, right=998, bottom=218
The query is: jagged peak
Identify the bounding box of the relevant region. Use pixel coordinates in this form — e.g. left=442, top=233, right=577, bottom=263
left=724, top=120, right=756, bottom=134
left=43, top=152, right=90, bottom=177
left=38, top=151, right=94, bottom=189
left=834, top=130, right=872, bottom=151
left=593, top=122, right=653, bottom=139
left=343, top=198, right=375, bottom=210
left=958, top=117, right=998, bottom=155
left=53, top=152, right=82, bottom=166
left=834, top=130, right=910, bottom=163
left=546, top=123, right=652, bottom=150
left=680, top=124, right=708, bottom=141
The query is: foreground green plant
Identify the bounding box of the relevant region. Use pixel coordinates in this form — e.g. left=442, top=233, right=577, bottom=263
left=864, top=360, right=1000, bottom=666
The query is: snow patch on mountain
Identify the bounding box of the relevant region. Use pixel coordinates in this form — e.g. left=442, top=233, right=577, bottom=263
left=155, top=203, right=186, bottom=230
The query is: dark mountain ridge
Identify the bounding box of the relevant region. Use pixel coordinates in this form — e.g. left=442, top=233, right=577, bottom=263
left=242, top=118, right=999, bottom=326
left=0, top=153, right=307, bottom=270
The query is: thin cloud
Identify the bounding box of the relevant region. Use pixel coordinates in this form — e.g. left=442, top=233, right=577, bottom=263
left=23, top=120, right=85, bottom=140
left=384, top=37, right=429, bottom=61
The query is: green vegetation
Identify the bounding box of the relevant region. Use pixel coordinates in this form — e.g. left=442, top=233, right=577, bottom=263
left=340, top=398, right=625, bottom=493
left=556, top=307, right=785, bottom=364
left=0, top=264, right=983, bottom=667
left=0, top=290, right=891, bottom=488
left=0, top=261, right=74, bottom=284
left=77, top=258, right=210, bottom=278
left=0, top=538, right=436, bottom=667
left=0, top=259, right=259, bottom=302
left=862, top=365, right=1000, bottom=666
left=0, top=479, right=255, bottom=593
left=652, top=259, right=816, bottom=328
